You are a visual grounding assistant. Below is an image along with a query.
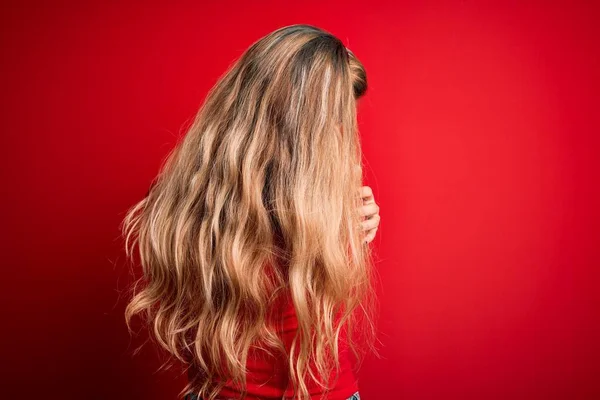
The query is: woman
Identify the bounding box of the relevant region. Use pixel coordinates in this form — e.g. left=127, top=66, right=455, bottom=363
left=122, top=24, right=381, bottom=400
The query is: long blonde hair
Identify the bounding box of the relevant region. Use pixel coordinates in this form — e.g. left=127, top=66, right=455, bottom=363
left=121, top=24, right=379, bottom=400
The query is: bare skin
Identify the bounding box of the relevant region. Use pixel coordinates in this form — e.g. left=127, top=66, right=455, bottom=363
left=359, top=185, right=380, bottom=244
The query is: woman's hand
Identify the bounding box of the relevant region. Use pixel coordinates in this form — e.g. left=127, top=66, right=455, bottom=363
left=359, top=185, right=380, bottom=244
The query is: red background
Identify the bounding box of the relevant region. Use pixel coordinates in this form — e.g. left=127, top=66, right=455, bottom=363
left=1, top=1, right=598, bottom=399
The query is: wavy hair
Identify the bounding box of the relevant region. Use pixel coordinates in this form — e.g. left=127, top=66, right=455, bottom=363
left=121, top=24, right=379, bottom=400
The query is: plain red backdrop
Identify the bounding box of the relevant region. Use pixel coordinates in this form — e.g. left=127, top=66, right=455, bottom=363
left=1, top=1, right=598, bottom=399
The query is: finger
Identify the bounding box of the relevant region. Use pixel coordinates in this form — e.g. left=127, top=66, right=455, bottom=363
left=360, top=186, right=374, bottom=203
left=361, top=214, right=380, bottom=231
left=364, top=227, right=378, bottom=244
left=358, top=202, right=379, bottom=217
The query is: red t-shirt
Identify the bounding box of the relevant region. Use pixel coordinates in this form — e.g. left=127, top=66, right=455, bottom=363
left=193, top=288, right=359, bottom=400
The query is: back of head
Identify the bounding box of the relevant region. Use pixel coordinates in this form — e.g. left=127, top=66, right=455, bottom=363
left=122, top=24, right=377, bottom=400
